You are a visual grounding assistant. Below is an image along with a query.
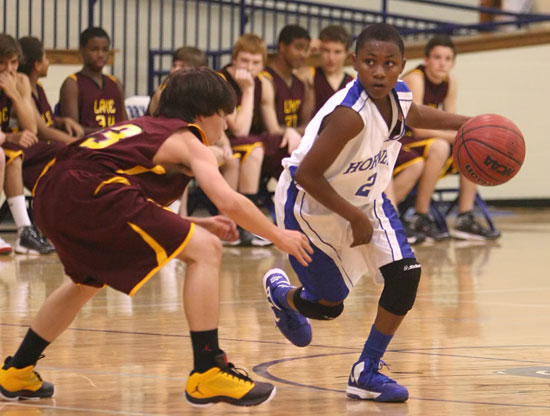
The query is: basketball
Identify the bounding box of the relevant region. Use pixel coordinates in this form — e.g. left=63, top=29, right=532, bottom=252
left=453, top=114, right=525, bottom=186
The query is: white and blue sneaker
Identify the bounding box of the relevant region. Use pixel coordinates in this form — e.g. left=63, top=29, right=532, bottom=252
left=263, top=268, right=312, bottom=347
left=346, top=359, right=409, bottom=402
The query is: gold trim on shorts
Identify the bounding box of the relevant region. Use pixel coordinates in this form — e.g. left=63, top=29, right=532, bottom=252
left=128, top=221, right=196, bottom=296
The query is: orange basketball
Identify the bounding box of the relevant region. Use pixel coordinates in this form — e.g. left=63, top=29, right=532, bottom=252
left=453, top=114, right=525, bottom=186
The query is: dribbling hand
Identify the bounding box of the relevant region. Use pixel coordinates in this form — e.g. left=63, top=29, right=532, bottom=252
left=349, top=212, right=373, bottom=247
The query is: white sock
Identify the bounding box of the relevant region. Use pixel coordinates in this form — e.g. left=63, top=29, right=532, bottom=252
left=7, top=195, right=32, bottom=231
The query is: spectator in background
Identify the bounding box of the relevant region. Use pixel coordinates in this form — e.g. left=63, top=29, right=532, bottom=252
left=258, top=24, right=313, bottom=182
left=218, top=33, right=272, bottom=246
left=147, top=46, right=208, bottom=116
left=59, top=27, right=128, bottom=134
left=296, top=25, right=354, bottom=116
left=15, top=36, right=83, bottom=191
left=0, top=33, right=54, bottom=255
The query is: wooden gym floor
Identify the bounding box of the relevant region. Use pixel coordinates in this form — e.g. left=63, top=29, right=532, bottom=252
left=0, top=207, right=549, bottom=415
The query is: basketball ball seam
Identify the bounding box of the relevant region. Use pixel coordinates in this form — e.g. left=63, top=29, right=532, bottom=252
left=461, top=124, right=524, bottom=143
left=459, top=137, right=500, bottom=185
left=462, top=138, right=524, bottom=166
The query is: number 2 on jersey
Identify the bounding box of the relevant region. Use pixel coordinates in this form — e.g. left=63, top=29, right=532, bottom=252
left=355, top=173, right=377, bottom=197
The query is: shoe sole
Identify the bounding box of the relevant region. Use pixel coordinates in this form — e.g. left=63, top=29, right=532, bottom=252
left=451, top=230, right=495, bottom=241
left=14, top=245, right=51, bottom=255
left=0, top=386, right=55, bottom=401
left=185, top=386, right=276, bottom=407
left=346, top=385, right=408, bottom=402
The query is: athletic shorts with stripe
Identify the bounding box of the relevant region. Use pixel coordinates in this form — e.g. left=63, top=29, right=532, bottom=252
left=34, top=166, right=194, bottom=296
left=275, top=167, right=416, bottom=303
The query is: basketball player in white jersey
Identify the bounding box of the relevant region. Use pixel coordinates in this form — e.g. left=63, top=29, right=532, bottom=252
left=263, top=23, right=471, bottom=402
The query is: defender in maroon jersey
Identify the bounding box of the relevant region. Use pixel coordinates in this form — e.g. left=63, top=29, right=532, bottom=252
left=0, top=67, right=312, bottom=407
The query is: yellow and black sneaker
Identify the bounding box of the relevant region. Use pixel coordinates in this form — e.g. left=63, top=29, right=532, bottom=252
left=0, top=356, right=55, bottom=401
left=185, top=353, right=276, bottom=407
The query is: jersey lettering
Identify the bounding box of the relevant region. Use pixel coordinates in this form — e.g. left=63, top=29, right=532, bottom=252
left=80, top=124, right=143, bottom=149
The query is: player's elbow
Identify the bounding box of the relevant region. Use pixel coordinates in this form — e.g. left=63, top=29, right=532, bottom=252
left=294, top=165, right=314, bottom=191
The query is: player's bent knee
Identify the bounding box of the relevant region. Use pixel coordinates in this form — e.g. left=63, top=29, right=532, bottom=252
left=293, top=288, right=344, bottom=320
left=179, top=225, right=222, bottom=264
left=379, top=258, right=421, bottom=316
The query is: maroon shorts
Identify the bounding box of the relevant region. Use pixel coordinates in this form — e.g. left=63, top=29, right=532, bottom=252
left=259, top=132, right=288, bottom=179
left=34, top=166, right=194, bottom=296
left=3, top=141, right=66, bottom=190
left=394, top=136, right=456, bottom=177
left=230, top=135, right=263, bottom=163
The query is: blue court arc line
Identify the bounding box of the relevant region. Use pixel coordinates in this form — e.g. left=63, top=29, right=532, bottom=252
left=253, top=352, right=550, bottom=410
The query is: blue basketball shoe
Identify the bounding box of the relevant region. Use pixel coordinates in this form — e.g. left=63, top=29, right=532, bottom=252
left=263, top=268, right=312, bottom=347
left=346, top=359, right=408, bottom=402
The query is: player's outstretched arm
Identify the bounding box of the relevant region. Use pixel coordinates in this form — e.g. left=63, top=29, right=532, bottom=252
left=406, top=102, right=469, bottom=133
left=294, top=106, right=373, bottom=247
left=155, top=130, right=313, bottom=265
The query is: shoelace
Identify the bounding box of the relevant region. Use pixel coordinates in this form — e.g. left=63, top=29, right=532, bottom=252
left=32, top=354, right=46, bottom=381
left=221, top=362, right=253, bottom=384
left=372, top=360, right=397, bottom=385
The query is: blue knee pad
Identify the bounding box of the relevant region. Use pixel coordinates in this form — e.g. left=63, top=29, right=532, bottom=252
left=378, top=258, right=421, bottom=316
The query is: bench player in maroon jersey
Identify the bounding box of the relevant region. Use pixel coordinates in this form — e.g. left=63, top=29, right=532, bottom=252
left=259, top=24, right=313, bottom=180
left=218, top=34, right=274, bottom=246
left=59, top=27, right=128, bottom=134
left=0, top=67, right=312, bottom=407
left=15, top=36, right=84, bottom=190
left=0, top=34, right=54, bottom=255
left=390, top=35, right=499, bottom=241
left=296, top=25, right=354, bottom=116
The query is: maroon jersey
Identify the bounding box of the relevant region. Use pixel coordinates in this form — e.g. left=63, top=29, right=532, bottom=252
left=218, top=65, right=264, bottom=137
left=0, top=91, right=12, bottom=132
left=33, top=82, right=55, bottom=127
left=261, top=67, right=305, bottom=128
left=47, top=116, right=196, bottom=206
left=403, top=64, right=449, bottom=137
left=312, top=66, right=354, bottom=114
left=34, top=116, right=204, bottom=295
left=396, top=64, right=454, bottom=176
left=66, top=71, right=125, bottom=129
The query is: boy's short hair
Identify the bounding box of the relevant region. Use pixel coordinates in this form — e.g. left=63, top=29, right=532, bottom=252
left=172, top=46, right=208, bottom=67
left=355, top=23, right=404, bottom=57
left=278, top=24, right=310, bottom=47
left=18, top=36, right=44, bottom=75
left=158, top=67, right=236, bottom=121
left=0, top=33, right=22, bottom=60
left=80, top=27, right=110, bottom=48
left=319, top=25, right=352, bottom=50
left=232, top=33, right=267, bottom=64
left=424, top=35, right=456, bottom=57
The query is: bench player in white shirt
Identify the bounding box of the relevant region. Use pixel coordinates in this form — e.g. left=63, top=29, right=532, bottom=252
left=263, top=23, right=471, bottom=403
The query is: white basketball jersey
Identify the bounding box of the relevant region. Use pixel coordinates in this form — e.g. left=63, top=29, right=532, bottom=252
left=283, top=78, right=413, bottom=206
